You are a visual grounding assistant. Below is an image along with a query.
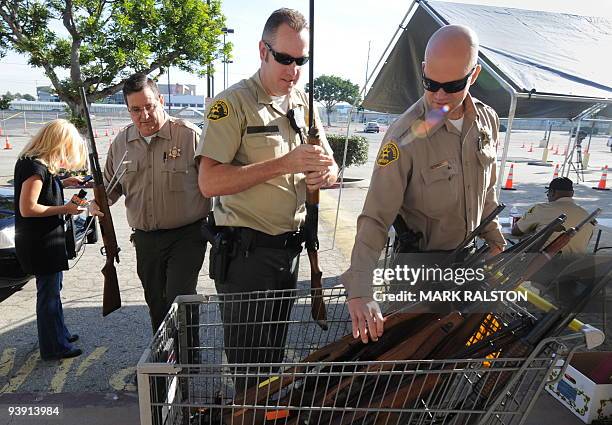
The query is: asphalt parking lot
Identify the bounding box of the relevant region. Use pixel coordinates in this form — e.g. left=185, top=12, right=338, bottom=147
left=0, top=112, right=611, bottom=424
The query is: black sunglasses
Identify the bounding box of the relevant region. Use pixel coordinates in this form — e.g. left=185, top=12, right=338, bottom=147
left=264, top=41, right=309, bottom=66
left=422, top=67, right=475, bottom=94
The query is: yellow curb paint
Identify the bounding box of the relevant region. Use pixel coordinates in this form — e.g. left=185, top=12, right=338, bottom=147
left=0, top=351, right=40, bottom=394
left=0, top=348, right=16, bottom=377
left=50, top=357, right=77, bottom=393
left=109, top=366, right=137, bottom=392
left=76, top=347, right=108, bottom=377
left=319, top=190, right=359, bottom=260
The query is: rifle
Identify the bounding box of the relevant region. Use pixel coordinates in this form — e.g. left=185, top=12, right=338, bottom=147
left=303, top=0, right=327, bottom=331
left=444, top=203, right=505, bottom=265
left=320, top=212, right=597, bottom=424
left=80, top=87, right=121, bottom=316
left=469, top=261, right=612, bottom=413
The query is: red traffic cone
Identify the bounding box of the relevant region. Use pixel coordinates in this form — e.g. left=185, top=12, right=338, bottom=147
left=552, top=164, right=559, bottom=179
left=502, top=163, right=517, bottom=190
left=593, top=165, right=610, bottom=191
left=0, top=127, right=3, bottom=136
left=3, top=135, right=12, bottom=150
left=527, top=143, right=533, bottom=153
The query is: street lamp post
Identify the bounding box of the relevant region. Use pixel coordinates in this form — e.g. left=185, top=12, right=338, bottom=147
left=222, top=27, right=234, bottom=90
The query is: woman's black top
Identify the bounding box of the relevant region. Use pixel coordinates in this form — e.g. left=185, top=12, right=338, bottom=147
left=14, top=157, right=68, bottom=275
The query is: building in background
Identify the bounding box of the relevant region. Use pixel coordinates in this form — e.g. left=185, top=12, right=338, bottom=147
left=36, top=86, right=59, bottom=102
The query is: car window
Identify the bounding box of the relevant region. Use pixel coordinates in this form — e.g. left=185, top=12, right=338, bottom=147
left=0, top=195, right=14, bottom=219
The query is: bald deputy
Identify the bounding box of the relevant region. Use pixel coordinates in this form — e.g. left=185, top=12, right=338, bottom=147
left=195, top=8, right=337, bottom=383
left=340, top=25, right=506, bottom=343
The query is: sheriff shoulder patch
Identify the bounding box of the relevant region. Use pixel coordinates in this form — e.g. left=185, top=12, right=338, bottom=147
left=377, top=142, right=400, bottom=166
left=207, top=100, right=230, bottom=121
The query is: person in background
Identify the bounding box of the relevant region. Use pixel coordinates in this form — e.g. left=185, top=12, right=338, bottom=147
left=14, top=119, right=89, bottom=360
left=512, top=177, right=594, bottom=255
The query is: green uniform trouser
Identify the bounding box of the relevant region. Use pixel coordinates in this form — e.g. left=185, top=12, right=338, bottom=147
left=214, top=239, right=301, bottom=391
left=134, top=220, right=205, bottom=355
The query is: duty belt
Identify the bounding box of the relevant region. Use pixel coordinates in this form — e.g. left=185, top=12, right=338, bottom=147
left=235, top=227, right=303, bottom=250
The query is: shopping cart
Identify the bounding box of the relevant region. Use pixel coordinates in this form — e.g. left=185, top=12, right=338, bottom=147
left=137, top=286, right=603, bottom=425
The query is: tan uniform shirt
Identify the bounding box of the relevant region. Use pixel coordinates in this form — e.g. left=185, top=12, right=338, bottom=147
left=195, top=71, right=333, bottom=235
left=517, top=197, right=593, bottom=255
left=104, top=116, right=210, bottom=231
left=341, top=94, right=505, bottom=299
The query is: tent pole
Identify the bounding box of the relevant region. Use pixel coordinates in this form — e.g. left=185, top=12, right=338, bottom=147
left=496, top=94, right=517, bottom=199
left=363, top=1, right=417, bottom=94
left=561, top=121, right=576, bottom=177
left=331, top=107, right=354, bottom=250
left=330, top=0, right=418, bottom=249
left=515, top=92, right=612, bottom=105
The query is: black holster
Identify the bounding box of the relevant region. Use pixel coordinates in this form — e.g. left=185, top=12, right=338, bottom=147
left=201, top=213, right=235, bottom=284
left=393, top=214, right=423, bottom=254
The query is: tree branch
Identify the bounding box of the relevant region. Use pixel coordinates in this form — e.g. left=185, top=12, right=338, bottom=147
left=63, top=0, right=82, bottom=84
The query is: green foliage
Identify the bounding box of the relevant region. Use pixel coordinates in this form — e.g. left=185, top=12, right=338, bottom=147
left=326, top=134, right=368, bottom=170
left=305, top=75, right=360, bottom=126
left=0, top=0, right=229, bottom=117
left=0, top=94, right=11, bottom=110
left=22, top=94, right=35, bottom=101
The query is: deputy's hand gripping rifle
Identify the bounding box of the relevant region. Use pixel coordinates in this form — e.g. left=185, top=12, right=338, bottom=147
left=80, top=87, right=121, bottom=316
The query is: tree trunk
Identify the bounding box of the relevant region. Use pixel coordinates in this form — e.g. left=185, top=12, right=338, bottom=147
left=326, top=107, right=332, bottom=127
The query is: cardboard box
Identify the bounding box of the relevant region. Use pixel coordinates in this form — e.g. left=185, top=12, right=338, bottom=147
left=546, top=352, right=612, bottom=424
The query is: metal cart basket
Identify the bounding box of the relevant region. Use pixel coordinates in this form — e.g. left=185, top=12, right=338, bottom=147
left=137, top=286, right=599, bottom=425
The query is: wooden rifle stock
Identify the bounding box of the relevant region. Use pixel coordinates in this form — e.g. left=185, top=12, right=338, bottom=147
left=80, top=87, right=121, bottom=316
left=230, top=312, right=422, bottom=419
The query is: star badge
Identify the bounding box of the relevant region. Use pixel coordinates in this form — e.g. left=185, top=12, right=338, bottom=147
left=168, top=146, right=181, bottom=159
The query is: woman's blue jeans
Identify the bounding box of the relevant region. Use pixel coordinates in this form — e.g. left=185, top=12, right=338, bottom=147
left=36, top=272, right=73, bottom=358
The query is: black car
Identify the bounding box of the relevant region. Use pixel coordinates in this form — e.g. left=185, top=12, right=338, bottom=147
left=0, top=186, right=95, bottom=289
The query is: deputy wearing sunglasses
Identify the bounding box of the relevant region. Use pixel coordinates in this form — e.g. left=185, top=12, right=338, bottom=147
left=196, top=8, right=337, bottom=388
left=341, top=25, right=506, bottom=343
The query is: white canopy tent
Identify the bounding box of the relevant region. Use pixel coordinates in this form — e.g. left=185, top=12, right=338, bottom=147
left=362, top=0, right=612, bottom=196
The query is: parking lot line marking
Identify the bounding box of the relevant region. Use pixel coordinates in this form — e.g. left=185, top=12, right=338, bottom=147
left=49, top=357, right=76, bottom=393
left=0, top=348, right=16, bottom=377
left=76, top=346, right=107, bottom=377
left=110, top=366, right=137, bottom=392
left=0, top=351, right=39, bottom=394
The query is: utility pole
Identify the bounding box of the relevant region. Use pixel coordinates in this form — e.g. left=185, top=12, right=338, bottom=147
left=167, top=66, right=172, bottom=115
left=222, top=27, right=235, bottom=90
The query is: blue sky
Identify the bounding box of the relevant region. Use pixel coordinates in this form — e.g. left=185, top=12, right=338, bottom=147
left=0, top=0, right=611, bottom=97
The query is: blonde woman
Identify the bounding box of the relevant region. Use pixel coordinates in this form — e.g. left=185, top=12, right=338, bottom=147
left=14, top=119, right=88, bottom=360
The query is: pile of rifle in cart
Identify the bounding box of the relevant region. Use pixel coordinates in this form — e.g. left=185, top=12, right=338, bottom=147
left=199, top=206, right=611, bottom=425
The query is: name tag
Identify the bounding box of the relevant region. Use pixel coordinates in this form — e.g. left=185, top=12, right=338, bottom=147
left=247, top=125, right=280, bottom=134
